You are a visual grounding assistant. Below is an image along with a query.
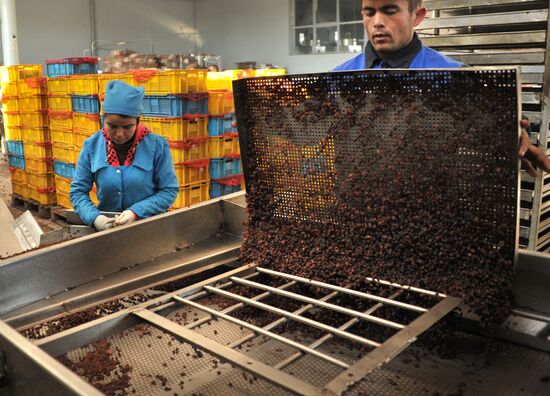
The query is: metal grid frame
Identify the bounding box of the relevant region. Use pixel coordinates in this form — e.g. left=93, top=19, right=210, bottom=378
left=31, top=263, right=460, bottom=395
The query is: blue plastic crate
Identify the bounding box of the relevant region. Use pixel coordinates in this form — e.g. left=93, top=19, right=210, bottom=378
left=182, top=94, right=208, bottom=115
left=53, top=160, right=76, bottom=179
left=6, top=140, right=24, bottom=156
left=210, top=158, right=241, bottom=179
left=223, top=113, right=237, bottom=133
left=8, top=154, right=25, bottom=170
left=46, top=57, right=99, bottom=77
left=210, top=182, right=241, bottom=199
left=142, top=95, right=184, bottom=117
left=208, top=114, right=237, bottom=136
left=71, top=95, right=100, bottom=114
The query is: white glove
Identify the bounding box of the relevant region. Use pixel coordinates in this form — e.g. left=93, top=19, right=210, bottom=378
left=93, top=215, right=115, bottom=231
left=114, top=210, right=138, bottom=226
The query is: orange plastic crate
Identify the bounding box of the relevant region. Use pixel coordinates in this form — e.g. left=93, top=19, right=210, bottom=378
left=27, top=171, right=55, bottom=189
left=70, top=75, right=99, bottom=95
left=24, top=141, right=52, bottom=157
left=1, top=64, right=42, bottom=83
left=9, top=167, right=27, bottom=184
left=29, top=186, right=56, bottom=205
left=54, top=175, right=72, bottom=195
left=4, top=125, right=23, bottom=140
left=253, top=68, right=286, bottom=77
left=18, top=96, right=48, bottom=111
left=90, top=186, right=98, bottom=205
left=208, top=90, right=235, bottom=115
left=1, top=95, right=19, bottom=112
left=56, top=191, right=72, bottom=209
left=23, top=126, right=50, bottom=142
left=21, top=110, right=49, bottom=127
left=169, top=138, right=209, bottom=163
left=48, top=110, right=73, bottom=130
left=206, top=70, right=249, bottom=91
left=18, top=78, right=47, bottom=96
left=174, top=159, right=210, bottom=185
left=1, top=81, right=18, bottom=96
left=47, top=76, right=71, bottom=95
left=11, top=181, right=30, bottom=198
left=209, top=136, right=240, bottom=157
left=72, top=112, right=101, bottom=134
left=4, top=111, right=21, bottom=127
left=98, top=73, right=133, bottom=94
left=25, top=156, right=54, bottom=173
left=173, top=181, right=210, bottom=208
left=48, top=95, right=72, bottom=111
left=142, top=115, right=208, bottom=140
left=52, top=143, right=77, bottom=163
left=51, top=128, right=74, bottom=146
left=73, top=131, right=93, bottom=149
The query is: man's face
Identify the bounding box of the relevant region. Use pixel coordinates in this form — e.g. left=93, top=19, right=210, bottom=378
left=362, top=0, right=426, bottom=55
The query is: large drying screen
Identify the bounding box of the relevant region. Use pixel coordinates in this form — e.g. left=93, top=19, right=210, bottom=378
left=234, top=68, right=520, bottom=324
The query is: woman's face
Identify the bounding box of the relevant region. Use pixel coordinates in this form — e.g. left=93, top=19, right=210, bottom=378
left=104, top=114, right=138, bottom=144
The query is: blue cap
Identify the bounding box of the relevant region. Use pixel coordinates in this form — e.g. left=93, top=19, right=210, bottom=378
left=102, top=80, right=144, bottom=117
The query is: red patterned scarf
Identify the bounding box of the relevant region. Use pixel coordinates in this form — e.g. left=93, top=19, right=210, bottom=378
left=103, top=123, right=150, bottom=166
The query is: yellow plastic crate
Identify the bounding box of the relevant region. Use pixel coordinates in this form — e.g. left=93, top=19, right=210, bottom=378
left=21, top=110, right=49, bottom=127
left=1, top=81, right=18, bottom=97
left=206, top=70, right=248, bottom=91
left=208, top=90, right=235, bottom=115
left=11, top=181, right=30, bottom=198
left=48, top=95, right=72, bottom=111
left=4, top=126, right=22, bottom=140
left=23, top=126, right=50, bottom=142
left=27, top=171, right=55, bottom=189
left=174, top=160, right=210, bottom=185
left=70, top=75, right=99, bottom=95
left=142, top=115, right=208, bottom=140
left=72, top=112, right=101, bottom=134
left=1, top=95, right=19, bottom=112
left=54, top=175, right=72, bottom=195
left=209, top=136, right=240, bottom=157
left=90, top=186, right=98, bottom=205
left=29, top=186, right=56, bottom=205
left=131, top=69, right=190, bottom=94
left=9, top=167, right=27, bottom=184
left=51, top=128, right=74, bottom=146
left=253, top=68, right=286, bottom=77
left=25, top=156, right=54, bottom=173
left=47, top=76, right=71, bottom=95
left=52, top=143, right=77, bottom=163
left=185, top=69, right=207, bottom=93
left=73, top=131, right=92, bottom=149
left=48, top=110, right=73, bottom=130
left=18, top=96, right=48, bottom=111
left=98, top=73, right=133, bottom=94
left=24, top=141, right=52, bottom=158
left=169, top=139, right=209, bottom=164
left=173, top=181, right=210, bottom=208
left=56, top=191, right=72, bottom=209
left=18, top=78, right=47, bottom=96
left=1, top=64, right=42, bottom=83
left=4, top=111, right=21, bottom=127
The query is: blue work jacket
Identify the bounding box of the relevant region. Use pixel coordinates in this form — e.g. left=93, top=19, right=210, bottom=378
left=334, top=45, right=463, bottom=71
left=70, top=131, right=179, bottom=226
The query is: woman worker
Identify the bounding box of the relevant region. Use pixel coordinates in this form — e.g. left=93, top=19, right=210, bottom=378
left=70, top=80, right=178, bottom=231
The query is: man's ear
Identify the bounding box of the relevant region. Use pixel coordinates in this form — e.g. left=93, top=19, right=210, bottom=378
left=413, top=7, right=427, bottom=27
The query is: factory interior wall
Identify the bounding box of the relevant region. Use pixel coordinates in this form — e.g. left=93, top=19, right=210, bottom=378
left=195, top=0, right=353, bottom=74
left=0, top=0, right=196, bottom=68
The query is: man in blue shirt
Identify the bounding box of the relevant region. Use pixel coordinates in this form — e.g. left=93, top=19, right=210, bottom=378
left=335, top=0, right=550, bottom=175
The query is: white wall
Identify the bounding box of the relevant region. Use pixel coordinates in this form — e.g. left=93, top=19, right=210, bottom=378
left=195, top=0, right=355, bottom=74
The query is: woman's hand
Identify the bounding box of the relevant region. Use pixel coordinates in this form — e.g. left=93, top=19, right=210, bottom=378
left=114, top=210, right=138, bottom=226
left=93, top=215, right=115, bottom=231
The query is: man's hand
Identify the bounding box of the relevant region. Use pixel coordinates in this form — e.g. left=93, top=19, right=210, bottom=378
left=519, top=118, right=550, bottom=177
left=114, top=210, right=137, bottom=226
left=93, top=215, right=115, bottom=231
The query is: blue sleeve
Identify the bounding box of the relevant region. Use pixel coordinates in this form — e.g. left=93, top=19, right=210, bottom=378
left=128, top=137, right=178, bottom=218
left=70, top=140, right=101, bottom=226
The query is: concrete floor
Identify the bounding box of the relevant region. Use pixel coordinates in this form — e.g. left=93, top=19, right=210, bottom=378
left=0, top=153, right=62, bottom=232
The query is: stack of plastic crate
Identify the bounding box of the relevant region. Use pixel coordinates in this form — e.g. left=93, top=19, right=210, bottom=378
left=45, top=57, right=99, bottom=208
left=134, top=69, right=210, bottom=208
left=206, top=70, right=247, bottom=198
